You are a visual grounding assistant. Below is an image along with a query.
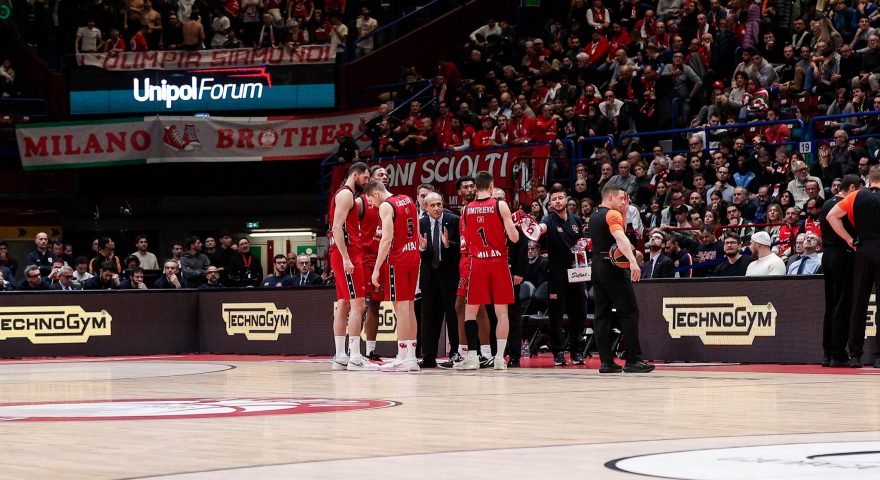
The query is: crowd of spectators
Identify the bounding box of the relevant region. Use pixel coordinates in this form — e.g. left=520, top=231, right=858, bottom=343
left=63, top=0, right=395, bottom=55
left=341, top=0, right=880, bottom=279
left=0, top=231, right=332, bottom=291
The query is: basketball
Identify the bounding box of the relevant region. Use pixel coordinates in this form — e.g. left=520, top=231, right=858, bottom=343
left=609, top=244, right=630, bottom=269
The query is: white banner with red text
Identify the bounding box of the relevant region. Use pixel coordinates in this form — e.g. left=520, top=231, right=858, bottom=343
left=16, top=108, right=377, bottom=170
left=330, top=144, right=552, bottom=210
left=75, top=45, right=335, bottom=71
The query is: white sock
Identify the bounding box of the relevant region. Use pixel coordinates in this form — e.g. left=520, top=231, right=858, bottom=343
left=458, top=345, right=467, bottom=356
left=467, top=349, right=478, bottom=359
left=366, top=340, right=377, bottom=355
left=348, top=336, right=361, bottom=358
left=334, top=336, right=346, bottom=357
left=497, top=339, right=508, bottom=359
left=397, top=341, right=407, bottom=360
left=480, top=345, right=492, bottom=358
left=408, top=340, right=418, bottom=360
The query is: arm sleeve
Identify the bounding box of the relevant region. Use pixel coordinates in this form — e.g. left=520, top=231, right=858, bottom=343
left=837, top=190, right=858, bottom=226
left=607, top=210, right=625, bottom=234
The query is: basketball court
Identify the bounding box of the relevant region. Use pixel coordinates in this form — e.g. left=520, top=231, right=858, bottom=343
left=2, top=354, right=879, bottom=479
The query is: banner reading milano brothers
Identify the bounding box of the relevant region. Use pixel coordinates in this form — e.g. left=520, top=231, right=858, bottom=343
left=15, top=108, right=378, bottom=170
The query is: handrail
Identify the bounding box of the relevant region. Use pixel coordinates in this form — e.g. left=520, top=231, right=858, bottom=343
left=808, top=109, right=880, bottom=139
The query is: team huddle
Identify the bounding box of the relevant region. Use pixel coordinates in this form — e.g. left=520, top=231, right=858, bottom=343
left=328, top=162, right=518, bottom=372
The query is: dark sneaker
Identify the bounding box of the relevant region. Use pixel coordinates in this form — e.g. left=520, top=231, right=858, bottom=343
left=418, top=359, right=437, bottom=368
left=848, top=357, right=863, bottom=368
left=874, top=359, right=880, bottom=368
left=599, top=362, right=622, bottom=373
left=438, top=352, right=463, bottom=369
left=367, top=351, right=382, bottom=362
left=830, top=358, right=849, bottom=368
left=623, top=361, right=655, bottom=373
left=479, top=355, right=494, bottom=369
left=821, top=356, right=831, bottom=367
left=571, top=353, right=585, bottom=365
left=553, top=352, right=567, bottom=366
left=506, top=357, right=520, bottom=368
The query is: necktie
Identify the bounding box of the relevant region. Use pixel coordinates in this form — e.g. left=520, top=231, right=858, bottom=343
left=432, top=220, right=441, bottom=269
left=300, top=276, right=306, bottom=286
left=650, top=257, right=657, bottom=278
left=796, top=257, right=807, bottom=275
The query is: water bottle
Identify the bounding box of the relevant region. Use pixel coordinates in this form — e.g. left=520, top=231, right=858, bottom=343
left=521, top=339, right=531, bottom=358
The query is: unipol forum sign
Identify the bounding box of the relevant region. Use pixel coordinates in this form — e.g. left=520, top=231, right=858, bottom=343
left=14, top=108, right=377, bottom=170
left=71, top=46, right=335, bottom=114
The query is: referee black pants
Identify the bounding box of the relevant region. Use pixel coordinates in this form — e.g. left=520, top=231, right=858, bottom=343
left=548, top=277, right=587, bottom=354
left=593, top=262, right=642, bottom=364
left=847, top=243, right=880, bottom=358
left=822, top=247, right=853, bottom=360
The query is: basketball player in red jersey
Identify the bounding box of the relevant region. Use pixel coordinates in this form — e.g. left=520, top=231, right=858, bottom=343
left=365, top=180, right=422, bottom=372
left=356, top=165, right=389, bottom=361
left=456, top=171, right=520, bottom=370
left=440, top=176, right=494, bottom=369
left=329, top=162, right=379, bottom=371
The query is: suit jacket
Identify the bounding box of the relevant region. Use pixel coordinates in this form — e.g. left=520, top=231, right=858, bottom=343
left=419, top=211, right=461, bottom=289
left=292, top=272, right=323, bottom=287
left=643, top=253, right=675, bottom=279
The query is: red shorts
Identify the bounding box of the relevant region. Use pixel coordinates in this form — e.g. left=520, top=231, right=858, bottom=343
left=457, top=256, right=470, bottom=298
left=363, top=262, right=387, bottom=300
left=466, top=259, right=514, bottom=305
left=385, top=263, right=418, bottom=302
left=330, top=250, right=365, bottom=300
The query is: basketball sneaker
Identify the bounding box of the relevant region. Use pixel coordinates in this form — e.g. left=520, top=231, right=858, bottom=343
left=347, top=356, right=380, bottom=371
left=493, top=355, right=507, bottom=370
left=367, top=351, right=382, bottom=362
left=453, top=353, right=480, bottom=370
left=479, top=355, right=494, bottom=369
left=331, top=354, right=349, bottom=371
left=438, top=352, right=463, bottom=369
left=380, top=358, right=420, bottom=372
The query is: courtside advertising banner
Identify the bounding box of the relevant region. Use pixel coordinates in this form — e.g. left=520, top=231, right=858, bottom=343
left=71, top=46, right=336, bottom=114
left=330, top=144, right=551, bottom=209
left=15, top=108, right=377, bottom=170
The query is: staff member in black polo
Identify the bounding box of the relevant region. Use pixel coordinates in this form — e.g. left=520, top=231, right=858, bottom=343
left=537, top=185, right=588, bottom=366
left=588, top=185, right=654, bottom=373
left=819, top=174, right=860, bottom=368
left=827, top=165, right=880, bottom=368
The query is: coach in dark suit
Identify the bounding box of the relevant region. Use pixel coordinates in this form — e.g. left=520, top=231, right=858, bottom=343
left=418, top=192, right=461, bottom=368
left=642, top=230, right=676, bottom=279
left=291, top=254, right=324, bottom=287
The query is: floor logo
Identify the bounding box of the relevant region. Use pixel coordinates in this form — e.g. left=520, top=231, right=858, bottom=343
left=610, top=441, right=880, bottom=479
left=0, top=397, right=399, bottom=421
left=663, top=296, right=776, bottom=345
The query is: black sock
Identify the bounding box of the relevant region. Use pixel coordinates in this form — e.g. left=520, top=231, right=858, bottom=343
left=465, top=319, right=480, bottom=351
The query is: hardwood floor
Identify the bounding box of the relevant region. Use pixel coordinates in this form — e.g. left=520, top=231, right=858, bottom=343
left=0, top=355, right=878, bottom=479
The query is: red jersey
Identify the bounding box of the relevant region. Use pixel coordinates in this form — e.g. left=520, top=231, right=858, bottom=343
left=462, top=197, right=508, bottom=261
left=531, top=116, right=558, bottom=142
left=385, top=194, right=420, bottom=266
left=328, top=185, right=362, bottom=258
left=359, top=194, right=381, bottom=265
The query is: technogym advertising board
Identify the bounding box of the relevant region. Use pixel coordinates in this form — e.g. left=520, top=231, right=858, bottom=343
left=0, top=279, right=874, bottom=361
left=70, top=46, right=335, bottom=114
